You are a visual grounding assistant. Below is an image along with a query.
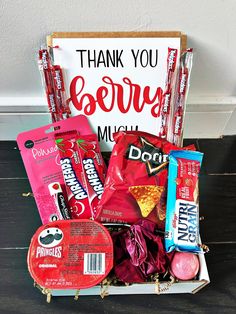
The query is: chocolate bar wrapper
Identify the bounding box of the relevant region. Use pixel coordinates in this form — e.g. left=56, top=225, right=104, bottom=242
left=165, top=150, right=203, bottom=253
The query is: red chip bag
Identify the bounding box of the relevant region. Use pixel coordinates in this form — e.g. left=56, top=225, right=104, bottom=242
left=95, top=131, right=194, bottom=227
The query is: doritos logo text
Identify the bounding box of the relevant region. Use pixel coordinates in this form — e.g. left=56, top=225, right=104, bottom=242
left=126, top=137, right=168, bottom=176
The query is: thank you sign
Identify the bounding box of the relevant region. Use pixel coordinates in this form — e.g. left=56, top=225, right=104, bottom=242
left=51, top=33, right=182, bottom=151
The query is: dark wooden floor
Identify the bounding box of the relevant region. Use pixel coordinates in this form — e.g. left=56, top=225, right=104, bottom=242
left=0, top=137, right=236, bottom=314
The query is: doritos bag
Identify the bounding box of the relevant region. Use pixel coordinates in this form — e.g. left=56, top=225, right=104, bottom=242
left=95, top=131, right=194, bottom=228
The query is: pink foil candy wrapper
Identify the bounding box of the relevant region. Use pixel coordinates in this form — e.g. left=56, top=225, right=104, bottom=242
left=112, top=219, right=172, bottom=283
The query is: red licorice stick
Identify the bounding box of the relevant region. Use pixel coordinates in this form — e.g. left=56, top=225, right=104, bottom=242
left=46, top=91, right=57, bottom=122
left=38, top=49, right=62, bottom=122
left=52, top=65, right=71, bottom=119
left=159, top=48, right=178, bottom=139
left=159, top=90, right=171, bottom=137
left=55, top=131, right=91, bottom=219
left=167, top=48, right=178, bottom=77
left=171, top=49, right=193, bottom=146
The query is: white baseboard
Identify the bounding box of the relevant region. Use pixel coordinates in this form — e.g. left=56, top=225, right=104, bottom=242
left=0, top=96, right=236, bottom=140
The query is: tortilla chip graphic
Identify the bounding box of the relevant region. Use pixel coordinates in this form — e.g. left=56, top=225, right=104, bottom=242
left=129, top=185, right=164, bottom=217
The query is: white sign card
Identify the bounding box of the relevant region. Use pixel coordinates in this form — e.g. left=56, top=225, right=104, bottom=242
left=50, top=33, right=184, bottom=151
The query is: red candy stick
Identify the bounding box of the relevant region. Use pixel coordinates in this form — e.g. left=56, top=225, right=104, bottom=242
left=38, top=49, right=62, bottom=122
left=55, top=131, right=91, bottom=219
left=170, top=49, right=193, bottom=146
left=51, top=65, right=71, bottom=119
left=159, top=48, right=178, bottom=139
left=77, top=134, right=107, bottom=218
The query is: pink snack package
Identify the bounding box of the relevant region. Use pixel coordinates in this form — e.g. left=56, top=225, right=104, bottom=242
left=17, top=115, right=92, bottom=224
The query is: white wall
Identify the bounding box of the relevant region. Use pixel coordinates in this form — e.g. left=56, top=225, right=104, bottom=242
left=0, top=0, right=236, bottom=138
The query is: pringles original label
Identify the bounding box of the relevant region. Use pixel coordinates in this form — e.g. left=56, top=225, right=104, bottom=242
left=36, top=227, right=63, bottom=259
left=27, top=220, right=113, bottom=290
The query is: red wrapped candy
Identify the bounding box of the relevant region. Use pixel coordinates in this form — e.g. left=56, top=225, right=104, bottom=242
left=77, top=133, right=107, bottom=218
left=55, top=131, right=91, bottom=219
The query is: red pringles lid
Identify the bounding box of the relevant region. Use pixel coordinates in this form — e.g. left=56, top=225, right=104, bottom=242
left=27, top=219, right=113, bottom=290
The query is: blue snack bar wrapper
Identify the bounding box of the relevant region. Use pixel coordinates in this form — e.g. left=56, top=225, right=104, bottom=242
left=165, top=150, right=204, bottom=253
